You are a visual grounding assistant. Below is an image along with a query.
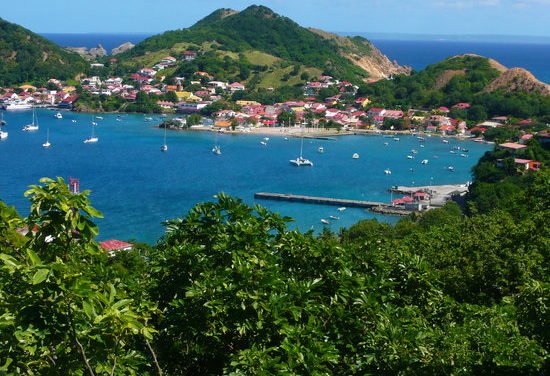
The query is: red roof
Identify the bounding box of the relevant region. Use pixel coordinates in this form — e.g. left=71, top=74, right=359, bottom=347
left=414, top=192, right=430, bottom=197
left=99, top=240, right=133, bottom=251
left=499, top=142, right=527, bottom=150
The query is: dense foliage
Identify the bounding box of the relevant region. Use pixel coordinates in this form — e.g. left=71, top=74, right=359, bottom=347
left=0, top=137, right=548, bottom=374
left=359, top=56, right=550, bottom=119
left=0, top=17, right=88, bottom=86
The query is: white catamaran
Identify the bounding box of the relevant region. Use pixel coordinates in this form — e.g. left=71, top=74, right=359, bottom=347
left=290, top=126, right=313, bottom=166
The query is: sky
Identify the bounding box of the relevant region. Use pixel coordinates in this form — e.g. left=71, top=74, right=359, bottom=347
left=3, top=0, right=550, bottom=37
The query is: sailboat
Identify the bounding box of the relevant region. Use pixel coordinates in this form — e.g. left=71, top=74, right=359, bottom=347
left=161, top=124, right=168, bottom=151
left=23, top=107, right=39, bottom=131
left=290, top=128, right=313, bottom=166
left=0, top=111, right=6, bottom=126
left=0, top=122, right=7, bottom=140
left=42, top=128, right=51, bottom=148
left=84, top=120, right=98, bottom=143
left=212, top=130, right=221, bottom=154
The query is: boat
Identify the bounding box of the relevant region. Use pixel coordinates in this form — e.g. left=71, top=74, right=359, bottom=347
left=42, top=128, right=51, bottom=148
left=0, top=130, right=7, bottom=140
left=116, top=118, right=122, bottom=122
left=352, top=153, right=359, bottom=159
left=421, top=159, right=429, bottom=164
left=337, top=207, right=346, bottom=212
left=450, top=151, right=456, bottom=154
left=263, top=137, right=270, bottom=141
left=96, top=116, right=104, bottom=120
left=161, top=124, right=168, bottom=152
left=384, top=142, right=389, bottom=146
left=71, top=120, right=77, bottom=123
left=462, top=148, right=469, bottom=152
left=2, top=101, right=32, bottom=110
left=84, top=120, right=98, bottom=143
left=290, top=127, right=313, bottom=166
left=144, top=117, right=153, bottom=122
left=420, top=145, right=425, bottom=148
left=447, top=166, right=455, bottom=171
left=442, top=139, right=449, bottom=143
left=393, top=137, right=400, bottom=141
left=54, top=112, right=62, bottom=119
left=407, top=155, right=414, bottom=159
left=460, top=153, right=468, bottom=158
left=329, top=216, right=340, bottom=220
left=212, top=145, right=222, bottom=155
left=0, top=111, right=7, bottom=126
left=260, top=141, right=267, bottom=146
left=409, top=168, right=414, bottom=172
left=23, top=107, right=39, bottom=131
left=317, top=146, right=324, bottom=153
left=411, top=149, right=418, bottom=154
left=417, top=136, right=425, bottom=141
left=434, top=155, right=439, bottom=158
left=283, top=137, right=289, bottom=141
left=384, top=169, right=392, bottom=174
left=321, top=219, right=330, bottom=225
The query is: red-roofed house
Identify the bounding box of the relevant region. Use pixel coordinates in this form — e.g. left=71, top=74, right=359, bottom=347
left=368, top=108, right=386, bottom=117
left=499, top=142, right=527, bottom=150
left=99, top=240, right=133, bottom=256
left=181, top=51, right=197, bottom=61
left=452, top=102, right=471, bottom=109
left=229, top=82, right=245, bottom=92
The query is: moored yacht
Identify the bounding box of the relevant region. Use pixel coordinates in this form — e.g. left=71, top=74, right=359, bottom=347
left=23, top=107, right=39, bottom=131
left=352, top=153, right=359, bottom=159
left=54, top=112, right=63, bottom=119
left=290, top=156, right=313, bottom=166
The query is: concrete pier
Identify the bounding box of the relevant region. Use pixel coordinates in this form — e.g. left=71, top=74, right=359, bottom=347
left=254, top=192, right=386, bottom=208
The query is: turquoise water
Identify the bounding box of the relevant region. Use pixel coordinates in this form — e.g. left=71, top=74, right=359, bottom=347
left=0, top=110, right=491, bottom=243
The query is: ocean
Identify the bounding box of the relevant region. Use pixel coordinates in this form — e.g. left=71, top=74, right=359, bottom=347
left=0, top=110, right=490, bottom=243
left=41, top=33, right=550, bottom=84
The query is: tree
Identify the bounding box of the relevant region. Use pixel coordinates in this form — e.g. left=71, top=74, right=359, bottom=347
left=277, top=110, right=297, bottom=126
left=187, top=113, right=202, bottom=126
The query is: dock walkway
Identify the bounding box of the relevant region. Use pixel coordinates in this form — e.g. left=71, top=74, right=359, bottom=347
left=254, top=192, right=386, bottom=208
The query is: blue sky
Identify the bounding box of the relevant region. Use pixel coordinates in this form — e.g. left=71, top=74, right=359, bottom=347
left=3, top=0, right=550, bottom=36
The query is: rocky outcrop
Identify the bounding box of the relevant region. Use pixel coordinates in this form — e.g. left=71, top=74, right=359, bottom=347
left=111, top=42, right=135, bottom=55
left=484, top=67, right=550, bottom=95
left=308, top=28, right=411, bottom=81
left=88, top=44, right=107, bottom=58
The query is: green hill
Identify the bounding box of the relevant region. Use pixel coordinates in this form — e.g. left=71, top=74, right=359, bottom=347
left=119, top=5, right=409, bottom=88
left=359, top=55, right=550, bottom=119
left=0, top=17, right=88, bottom=86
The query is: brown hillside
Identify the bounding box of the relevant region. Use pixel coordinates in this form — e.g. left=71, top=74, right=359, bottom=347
left=453, top=54, right=508, bottom=72
left=484, top=67, right=550, bottom=95
left=308, top=28, right=411, bottom=80
left=433, top=69, right=466, bottom=90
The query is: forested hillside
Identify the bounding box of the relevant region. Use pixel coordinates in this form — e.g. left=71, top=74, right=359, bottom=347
left=118, top=5, right=408, bottom=88
left=359, top=55, right=550, bottom=119
left=0, top=136, right=548, bottom=374
left=0, top=17, right=87, bottom=86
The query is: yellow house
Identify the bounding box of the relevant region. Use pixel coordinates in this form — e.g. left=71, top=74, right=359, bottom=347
left=19, top=85, right=37, bottom=92
left=63, top=86, right=76, bottom=93
left=175, top=91, right=192, bottom=99
left=236, top=100, right=260, bottom=106
left=289, top=106, right=304, bottom=112
left=186, top=94, right=202, bottom=102
left=357, top=98, right=371, bottom=108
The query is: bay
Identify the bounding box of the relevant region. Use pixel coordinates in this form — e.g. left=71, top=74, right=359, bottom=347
left=0, top=110, right=491, bottom=243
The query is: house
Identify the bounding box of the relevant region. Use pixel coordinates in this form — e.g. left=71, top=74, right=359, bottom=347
left=58, top=95, right=79, bottom=109
left=181, top=51, right=197, bottom=61
left=426, top=115, right=451, bottom=126
left=160, top=56, right=177, bottom=65
left=177, top=102, right=208, bottom=113
left=99, top=239, right=133, bottom=256
left=367, top=108, right=386, bottom=118
left=478, top=121, right=501, bottom=128
left=466, top=126, right=487, bottom=136
left=452, top=102, right=470, bottom=109
left=497, top=158, right=542, bottom=172
left=491, top=116, right=508, bottom=124
left=229, top=82, right=245, bottom=92
left=499, top=142, right=528, bottom=151
left=213, top=120, right=231, bottom=129
left=355, top=97, right=371, bottom=108
left=383, top=110, right=404, bottom=119
left=236, top=100, right=260, bottom=107
left=139, top=68, right=157, bottom=77
left=157, top=101, right=176, bottom=109
left=520, top=134, right=533, bottom=143
left=438, top=106, right=450, bottom=113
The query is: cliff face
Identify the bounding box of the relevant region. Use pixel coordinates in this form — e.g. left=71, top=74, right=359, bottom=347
left=111, top=42, right=135, bottom=56
left=308, top=28, right=411, bottom=80
left=484, top=67, right=550, bottom=95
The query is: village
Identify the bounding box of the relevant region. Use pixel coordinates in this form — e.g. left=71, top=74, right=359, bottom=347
left=1, top=51, right=546, bottom=142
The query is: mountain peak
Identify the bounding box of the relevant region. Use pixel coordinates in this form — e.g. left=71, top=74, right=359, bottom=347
left=192, top=8, right=239, bottom=28
left=240, top=5, right=278, bottom=17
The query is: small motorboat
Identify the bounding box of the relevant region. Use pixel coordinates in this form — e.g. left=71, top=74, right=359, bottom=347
left=420, top=145, right=425, bottom=148
left=283, top=137, right=289, bottom=141
left=116, top=118, right=122, bottom=122
left=321, top=219, right=330, bottom=225
left=384, top=142, right=389, bottom=146
left=0, top=130, right=8, bottom=139
left=409, top=168, right=414, bottom=172
left=462, top=148, right=469, bottom=152
left=144, top=117, right=153, bottom=122
left=411, top=149, right=418, bottom=154
left=384, top=169, right=392, bottom=174
left=161, top=145, right=168, bottom=152
left=352, top=153, right=359, bottom=159
left=393, top=137, right=400, bottom=141
left=317, top=146, right=324, bottom=153
left=450, top=151, right=457, bottom=154
left=54, top=112, right=63, bottom=119
left=263, top=137, right=270, bottom=141
left=260, top=141, right=267, bottom=146
left=460, top=153, right=468, bottom=158
left=96, top=116, right=104, bottom=120
left=442, top=139, right=449, bottom=143
left=329, top=216, right=340, bottom=220
left=337, top=207, right=346, bottom=212
left=407, top=155, right=414, bottom=159
left=447, top=166, right=455, bottom=171
left=421, top=159, right=429, bottom=164
left=212, top=145, right=222, bottom=155
left=71, top=120, right=77, bottom=123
